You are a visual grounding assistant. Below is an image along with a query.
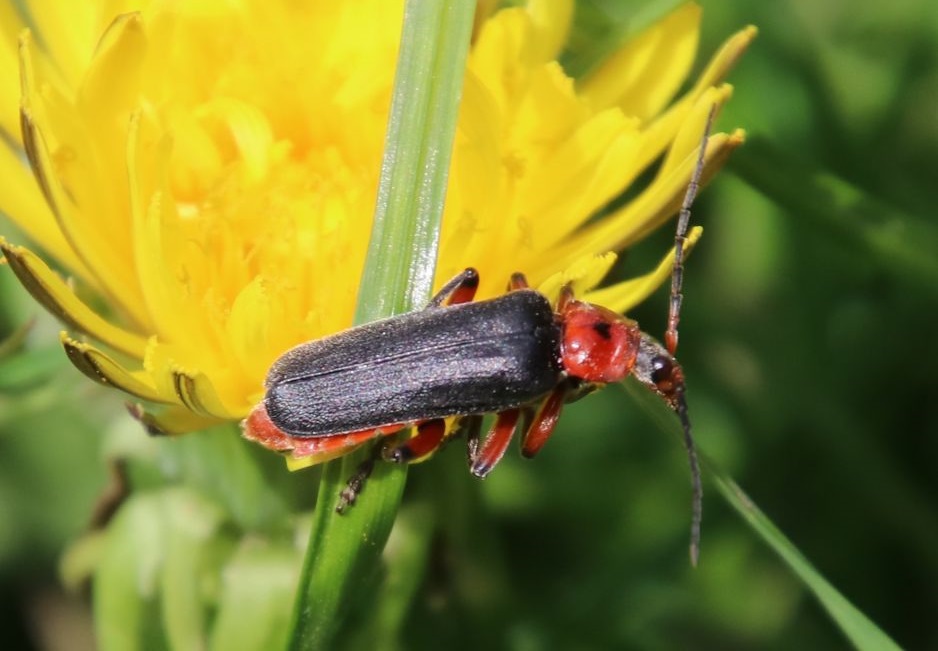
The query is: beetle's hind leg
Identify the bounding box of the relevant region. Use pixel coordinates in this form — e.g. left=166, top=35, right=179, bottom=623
left=428, top=268, right=479, bottom=308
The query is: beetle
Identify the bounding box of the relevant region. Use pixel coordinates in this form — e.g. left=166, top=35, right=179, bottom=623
left=243, top=108, right=716, bottom=564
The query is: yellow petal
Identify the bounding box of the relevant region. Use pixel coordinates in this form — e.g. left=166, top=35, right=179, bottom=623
left=658, top=84, right=730, bottom=179
left=536, top=85, right=742, bottom=277
left=20, top=1, right=98, bottom=89
left=580, top=3, right=701, bottom=120
left=126, top=113, right=222, bottom=361
left=225, top=275, right=282, bottom=392
left=583, top=226, right=703, bottom=314
left=0, top=141, right=92, bottom=279
left=618, top=24, right=756, bottom=190
left=76, top=13, right=146, bottom=134
left=144, top=338, right=239, bottom=419
left=525, top=0, right=574, bottom=62
left=0, top=239, right=147, bottom=358
left=127, top=403, right=220, bottom=437
left=536, top=252, right=618, bottom=301
left=0, top=5, right=24, bottom=137
left=60, top=331, right=170, bottom=404
left=689, top=24, right=758, bottom=98
left=171, top=368, right=236, bottom=418
left=520, top=107, right=640, bottom=250
left=473, top=0, right=501, bottom=41
left=19, top=31, right=149, bottom=325
left=285, top=449, right=357, bottom=471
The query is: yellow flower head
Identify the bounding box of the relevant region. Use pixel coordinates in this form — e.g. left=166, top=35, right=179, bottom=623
left=0, top=2, right=754, bottom=437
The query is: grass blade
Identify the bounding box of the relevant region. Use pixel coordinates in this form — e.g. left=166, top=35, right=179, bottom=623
left=713, top=472, right=903, bottom=651
left=287, top=2, right=476, bottom=649
left=622, top=379, right=902, bottom=651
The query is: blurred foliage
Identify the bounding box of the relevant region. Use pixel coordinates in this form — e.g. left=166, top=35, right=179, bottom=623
left=2, top=0, right=937, bottom=649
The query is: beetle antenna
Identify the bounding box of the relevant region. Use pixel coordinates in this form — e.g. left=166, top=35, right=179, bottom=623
left=665, top=104, right=716, bottom=356
left=675, top=389, right=702, bottom=566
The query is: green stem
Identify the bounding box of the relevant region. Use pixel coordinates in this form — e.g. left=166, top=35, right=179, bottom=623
left=287, top=2, right=476, bottom=649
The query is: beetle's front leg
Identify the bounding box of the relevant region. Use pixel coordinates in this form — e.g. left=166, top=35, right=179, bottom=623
left=427, top=268, right=480, bottom=308
left=508, top=272, right=529, bottom=290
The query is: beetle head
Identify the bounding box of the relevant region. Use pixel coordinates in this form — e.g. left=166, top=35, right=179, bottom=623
left=632, top=332, right=686, bottom=409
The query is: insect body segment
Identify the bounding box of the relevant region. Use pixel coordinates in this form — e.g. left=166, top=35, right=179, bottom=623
left=261, top=279, right=562, bottom=439
left=559, top=299, right=641, bottom=384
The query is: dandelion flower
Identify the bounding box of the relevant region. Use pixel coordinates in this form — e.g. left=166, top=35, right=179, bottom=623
left=0, top=2, right=754, bottom=452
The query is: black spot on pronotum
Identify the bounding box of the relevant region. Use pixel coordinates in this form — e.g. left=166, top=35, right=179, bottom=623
left=592, top=321, right=612, bottom=339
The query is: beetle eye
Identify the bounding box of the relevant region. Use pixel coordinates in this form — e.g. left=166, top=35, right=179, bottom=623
left=650, top=355, right=673, bottom=384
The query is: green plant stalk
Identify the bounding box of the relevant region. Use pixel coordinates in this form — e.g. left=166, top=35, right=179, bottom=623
left=287, top=1, right=476, bottom=649
left=621, top=379, right=902, bottom=651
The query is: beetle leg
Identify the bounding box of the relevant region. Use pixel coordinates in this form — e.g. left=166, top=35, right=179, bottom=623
left=470, top=408, right=521, bottom=478
left=520, top=385, right=568, bottom=458
left=555, top=283, right=575, bottom=312
left=427, top=268, right=480, bottom=308
left=453, top=414, right=484, bottom=468
left=383, top=418, right=448, bottom=463
left=336, top=443, right=385, bottom=514
left=508, top=272, right=529, bottom=290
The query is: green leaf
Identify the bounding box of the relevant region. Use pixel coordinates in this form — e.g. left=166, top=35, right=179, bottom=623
left=94, top=492, right=171, bottom=651
left=730, top=138, right=938, bottom=286
left=208, top=539, right=302, bottom=651
left=160, top=425, right=295, bottom=532
left=160, top=491, right=228, bottom=651
left=0, top=316, right=34, bottom=358
left=365, top=505, right=436, bottom=651
left=621, top=379, right=902, bottom=651
left=0, top=346, right=64, bottom=392
left=287, top=1, right=477, bottom=649
left=94, top=488, right=238, bottom=651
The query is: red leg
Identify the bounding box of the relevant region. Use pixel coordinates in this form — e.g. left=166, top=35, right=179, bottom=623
left=470, top=408, right=520, bottom=478
left=556, top=283, right=575, bottom=312
left=509, top=272, right=529, bottom=290
left=383, top=418, right=447, bottom=462
left=428, top=268, right=479, bottom=307
left=520, top=386, right=567, bottom=458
